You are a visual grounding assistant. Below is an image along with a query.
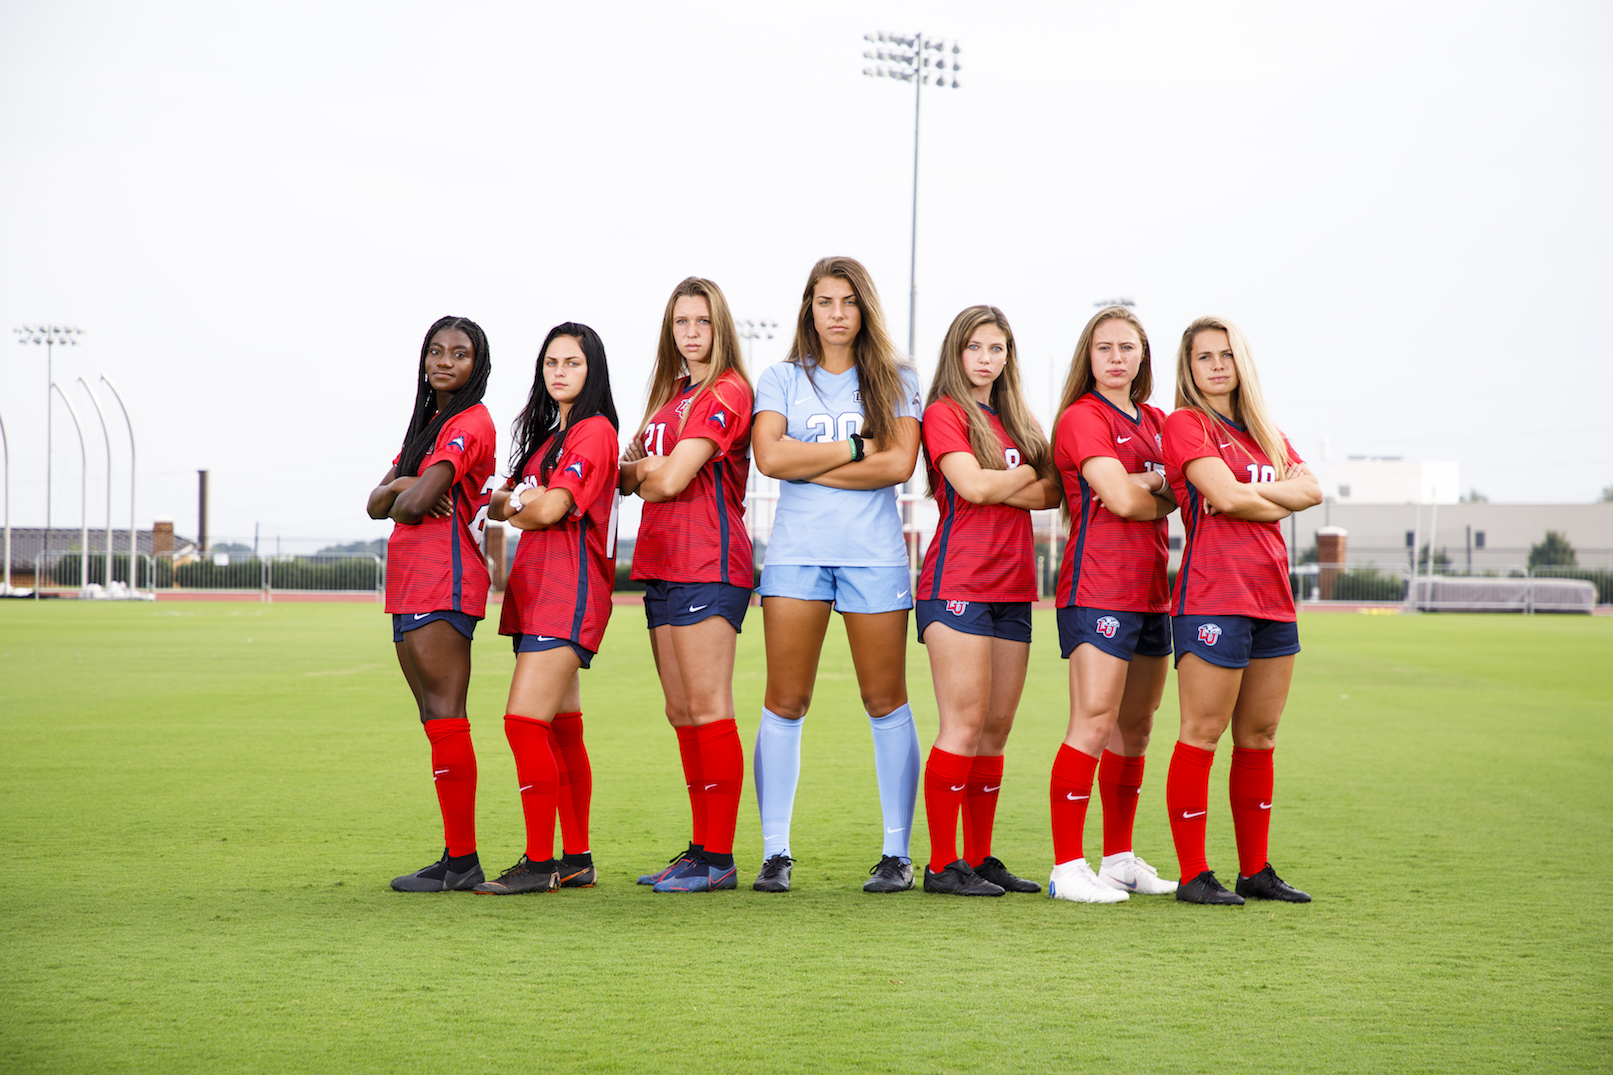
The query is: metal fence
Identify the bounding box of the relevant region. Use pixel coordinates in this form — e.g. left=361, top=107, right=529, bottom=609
left=25, top=551, right=384, bottom=599
left=1290, top=561, right=1609, bottom=610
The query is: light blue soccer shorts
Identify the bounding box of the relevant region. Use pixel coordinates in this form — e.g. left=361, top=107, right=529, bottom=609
left=757, top=564, right=914, bottom=615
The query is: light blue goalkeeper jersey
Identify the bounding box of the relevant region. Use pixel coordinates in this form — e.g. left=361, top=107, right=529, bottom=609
left=753, top=360, right=923, bottom=568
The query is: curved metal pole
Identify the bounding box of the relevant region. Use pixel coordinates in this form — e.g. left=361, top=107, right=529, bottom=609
left=0, top=409, right=9, bottom=593
left=78, top=378, right=113, bottom=589
left=50, top=383, right=88, bottom=593
left=100, top=377, right=136, bottom=588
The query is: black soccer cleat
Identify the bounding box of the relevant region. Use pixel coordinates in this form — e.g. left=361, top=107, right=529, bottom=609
left=1175, top=869, right=1245, bottom=906
left=753, top=853, right=795, bottom=893
left=473, top=854, right=562, bottom=895
left=558, top=861, right=597, bottom=889
left=973, top=855, right=1042, bottom=893
left=923, top=859, right=1005, bottom=897
left=391, top=849, right=484, bottom=893
left=1236, top=863, right=1312, bottom=903
left=863, top=855, right=915, bottom=893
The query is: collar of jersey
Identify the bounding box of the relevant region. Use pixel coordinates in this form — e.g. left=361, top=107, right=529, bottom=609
left=1085, top=390, right=1141, bottom=425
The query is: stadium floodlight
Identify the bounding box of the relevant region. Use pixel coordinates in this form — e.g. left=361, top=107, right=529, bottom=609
left=736, top=318, right=778, bottom=367
left=14, top=325, right=83, bottom=565
left=77, top=377, right=114, bottom=592
left=100, top=376, right=138, bottom=590
left=49, top=382, right=89, bottom=594
left=1093, top=296, right=1137, bottom=308
left=861, top=32, right=962, bottom=361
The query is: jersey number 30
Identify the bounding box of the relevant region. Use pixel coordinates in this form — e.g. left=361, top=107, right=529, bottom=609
left=805, top=413, right=863, bottom=442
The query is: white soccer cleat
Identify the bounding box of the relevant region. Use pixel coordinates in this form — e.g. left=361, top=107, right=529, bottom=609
left=1048, top=858, right=1129, bottom=904
left=1098, top=851, right=1179, bottom=895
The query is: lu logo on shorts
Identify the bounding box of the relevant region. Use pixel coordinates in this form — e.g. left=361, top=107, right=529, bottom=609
left=1197, top=623, right=1223, bottom=646
left=946, top=600, right=969, bottom=616
left=1095, top=615, right=1120, bottom=638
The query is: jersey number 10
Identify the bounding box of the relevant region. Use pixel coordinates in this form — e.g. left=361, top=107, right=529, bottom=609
left=1245, top=463, right=1276, bottom=483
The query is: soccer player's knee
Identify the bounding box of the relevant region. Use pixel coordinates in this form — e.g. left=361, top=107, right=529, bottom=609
left=768, top=695, right=811, bottom=720
left=862, top=692, right=907, bottom=719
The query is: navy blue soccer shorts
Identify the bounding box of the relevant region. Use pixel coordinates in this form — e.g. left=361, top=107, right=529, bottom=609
left=392, top=610, right=479, bottom=643
left=641, top=579, right=751, bottom=634
left=1056, top=606, right=1172, bottom=661
left=1170, top=614, right=1299, bottom=669
left=510, top=633, right=594, bottom=669
left=915, top=598, right=1032, bottom=643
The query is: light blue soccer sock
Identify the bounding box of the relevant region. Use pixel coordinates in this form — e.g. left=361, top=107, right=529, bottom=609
left=868, top=703, right=921, bottom=862
left=755, top=707, right=803, bottom=859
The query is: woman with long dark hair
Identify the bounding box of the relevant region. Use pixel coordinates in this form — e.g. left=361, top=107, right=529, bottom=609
left=1046, top=306, right=1178, bottom=904
left=749, top=255, right=924, bottom=894
left=620, top=277, right=755, bottom=893
left=475, top=322, right=621, bottom=895
left=915, top=305, right=1060, bottom=897
left=1161, top=315, right=1321, bottom=905
left=366, top=315, right=495, bottom=893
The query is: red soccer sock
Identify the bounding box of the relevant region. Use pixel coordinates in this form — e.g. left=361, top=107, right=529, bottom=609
left=1049, top=744, right=1099, bottom=865
left=675, top=724, right=707, bottom=848
left=1166, top=741, right=1216, bottom=883
left=1229, top=746, right=1275, bottom=878
left=962, top=754, right=1005, bottom=867
left=694, top=719, right=744, bottom=857
left=424, top=717, right=477, bottom=858
left=924, top=746, right=974, bottom=873
left=551, top=711, right=591, bottom=857
left=503, top=714, right=558, bottom=863
left=1098, top=750, right=1147, bottom=857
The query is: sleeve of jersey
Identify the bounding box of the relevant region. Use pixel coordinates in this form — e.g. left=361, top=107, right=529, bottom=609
left=1283, top=437, right=1304, bottom=467
left=921, top=401, right=972, bottom=461
left=1066, top=402, right=1118, bottom=468
left=753, top=364, right=787, bottom=416
left=1162, top=410, right=1218, bottom=470
left=687, top=380, right=749, bottom=455
left=418, top=420, right=479, bottom=483
left=895, top=368, right=923, bottom=419
left=549, top=421, right=616, bottom=517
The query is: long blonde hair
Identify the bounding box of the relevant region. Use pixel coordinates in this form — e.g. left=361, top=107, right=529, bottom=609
left=925, top=305, right=1052, bottom=497
left=638, top=277, right=752, bottom=438
left=1174, top=315, right=1288, bottom=480
left=1055, top=305, right=1154, bottom=419
left=785, top=256, right=913, bottom=444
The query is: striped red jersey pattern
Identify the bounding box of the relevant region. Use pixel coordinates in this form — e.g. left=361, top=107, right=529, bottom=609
left=384, top=403, right=495, bottom=617
left=630, top=372, right=754, bottom=587
left=1054, top=393, right=1171, bottom=612
left=917, top=398, right=1038, bottom=602
left=1162, top=408, right=1299, bottom=621
left=499, top=414, right=621, bottom=652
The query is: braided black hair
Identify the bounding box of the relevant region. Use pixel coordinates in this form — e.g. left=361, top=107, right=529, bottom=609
left=397, top=316, right=492, bottom=477
left=509, top=322, right=619, bottom=484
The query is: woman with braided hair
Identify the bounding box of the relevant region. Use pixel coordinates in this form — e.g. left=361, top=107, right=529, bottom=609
left=366, top=315, right=497, bottom=893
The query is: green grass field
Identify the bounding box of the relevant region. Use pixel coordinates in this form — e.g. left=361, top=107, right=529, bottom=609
left=2, top=601, right=1609, bottom=1073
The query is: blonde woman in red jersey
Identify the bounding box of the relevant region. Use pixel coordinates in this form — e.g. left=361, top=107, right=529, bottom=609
left=915, top=306, right=1059, bottom=896
left=620, top=277, right=754, bottom=893
left=1161, top=316, right=1321, bottom=906
left=1046, top=306, right=1179, bottom=904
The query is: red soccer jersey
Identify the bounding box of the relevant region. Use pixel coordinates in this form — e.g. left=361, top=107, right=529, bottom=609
left=499, top=414, right=622, bottom=652
left=630, top=372, right=755, bottom=587
left=1054, top=393, right=1171, bottom=612
left=384, top=403, right=496, bottom=617
left=1162, top=407, right=1299, bottom=621
left=917, top=398, right=1038, bottom=602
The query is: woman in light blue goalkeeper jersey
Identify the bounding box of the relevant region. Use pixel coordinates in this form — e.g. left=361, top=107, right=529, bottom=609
left=749, top=255, right=925, bottom=895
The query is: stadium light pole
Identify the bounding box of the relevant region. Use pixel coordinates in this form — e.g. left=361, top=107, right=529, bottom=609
left=14, top=326, right=83, bottom=563
left=1, top=409, right=10, bottom=594
left=862, top=31, right=963, bottom=360
left=736, top=318, right=778, bottom=367
left=50, top=382, right=89, bottom=594
left=100, top=376, right=137, bottom=588
left=77, top=377, right=114, bottom=590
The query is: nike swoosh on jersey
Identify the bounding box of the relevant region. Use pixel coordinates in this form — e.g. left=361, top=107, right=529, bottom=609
left=1117, top=436, right=1131, bottom=443
left=794, top=396, right=812, bottom=404
left=413, top=613, right=430, bottom=620
left=533, top=635, right=555, bottom=641
left=1218, top=442, right=1232, bottom=448
left=689, top=603, right=710, bottom=612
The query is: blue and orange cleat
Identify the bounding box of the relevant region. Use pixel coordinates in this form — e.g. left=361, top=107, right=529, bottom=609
left=654, top=859, right=738, bottom=893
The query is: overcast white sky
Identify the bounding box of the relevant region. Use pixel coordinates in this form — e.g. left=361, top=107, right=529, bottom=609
left=3, top=0, right=1610, bottom=551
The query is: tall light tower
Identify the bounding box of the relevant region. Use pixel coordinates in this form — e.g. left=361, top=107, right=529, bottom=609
left=14, top=325, right=83, bottom=563
left=862, top=31, right=962, bottom=361
left=736, top=318, right=778, bottom=367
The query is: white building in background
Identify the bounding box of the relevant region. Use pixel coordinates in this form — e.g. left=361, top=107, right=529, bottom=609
left=1319, top=456, right=1460, bottom=505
